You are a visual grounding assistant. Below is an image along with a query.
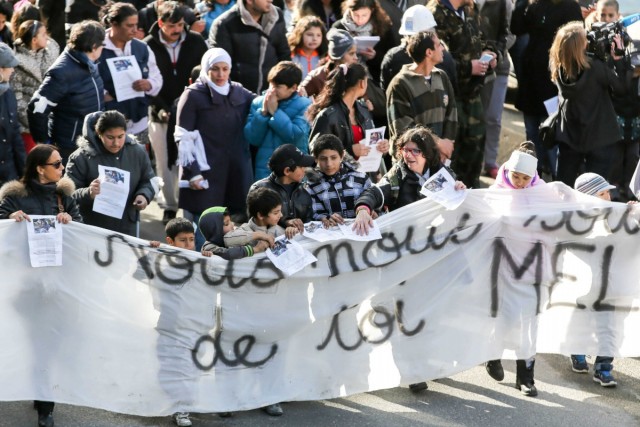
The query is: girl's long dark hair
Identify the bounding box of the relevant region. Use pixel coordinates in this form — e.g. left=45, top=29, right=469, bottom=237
left=342, top=0, right=391, bottom=37
left=306, top=62, right=367, bottom=122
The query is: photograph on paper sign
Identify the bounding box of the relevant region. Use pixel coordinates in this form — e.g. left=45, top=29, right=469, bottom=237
left=113, top=58, right=134, bottom=71
left=104, top=169, right=125, bottom=184
left=369, top=131, right=383, bottom=144
left=271, top=238, right=291, bottom=257
left=304, top=222, right=322, bottom=233
left=33, top=218, right=56, bottom=234
left=423, top=174, right=447, bottom=193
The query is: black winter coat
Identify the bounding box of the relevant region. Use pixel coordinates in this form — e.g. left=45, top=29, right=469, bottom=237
left=176, top=79, right=255, bottom=214
left=65, top=112, right=156, bottom=237
left=0, top=88, right=26, bottom=188
left=556, top=58, right=628, bottom=152
left=27, top=48, right=104, bottom=149
left=209, top=3, right=290, bottom=94
left=250, top=172, right=313, bottom=226
left=511, top=0, right=582, bottom=115
left=0, top=177, right=82, bottom=222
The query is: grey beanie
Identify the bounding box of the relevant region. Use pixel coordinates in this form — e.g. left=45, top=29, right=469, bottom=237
left=0, top=43, right=18, bottom=68
left=327, top=29, right=354, bottom=60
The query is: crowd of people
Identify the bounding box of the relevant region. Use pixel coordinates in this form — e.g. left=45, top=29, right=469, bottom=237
left=0, top=0, right=639, bottom=426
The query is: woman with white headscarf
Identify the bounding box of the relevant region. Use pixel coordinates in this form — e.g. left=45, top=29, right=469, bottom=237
left=176, top=47, right=255, bottom=249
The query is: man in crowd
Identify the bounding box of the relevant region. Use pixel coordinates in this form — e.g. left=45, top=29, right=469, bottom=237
left=428, top=0, right=496, bottom=188
left=144, top=1, right=207, bottom=224
left=380, top=5, right=457, bottom=92
left=208, top=0, right=290, bottom=94
left=138, top=0, right=204, bottom=37
left=478, top=0, right=514, bottom=178
left=387, top=30, right=457, bottom=160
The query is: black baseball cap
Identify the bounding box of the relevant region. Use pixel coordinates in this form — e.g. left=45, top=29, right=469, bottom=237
left=268, top=144, right=315, bottom=173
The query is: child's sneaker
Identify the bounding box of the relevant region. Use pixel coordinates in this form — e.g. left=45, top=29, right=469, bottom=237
left=571, top=355, right=589, bottom=373
left=593, top=370, right=617, bottom=387
left=173, top=412, right=192, bottom=427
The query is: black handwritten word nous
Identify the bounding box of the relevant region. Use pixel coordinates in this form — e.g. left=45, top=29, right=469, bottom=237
left=93, top=234, right=283, bottom=288
left=313, top=213, right=482, bottom=277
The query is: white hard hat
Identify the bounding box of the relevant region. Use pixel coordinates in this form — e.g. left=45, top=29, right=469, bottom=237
left=399, top=5, right=437, bottom=36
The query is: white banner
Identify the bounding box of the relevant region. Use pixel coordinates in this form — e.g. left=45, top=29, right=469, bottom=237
left=1, top=182, right=639, bottom=416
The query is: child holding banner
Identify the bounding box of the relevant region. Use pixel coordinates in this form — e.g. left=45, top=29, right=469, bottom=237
left=569, top=172, right=618, bottom=387
left=199, top=207, right=271, bottom=259
left=486, top=141, right=545, bottom=397
left=221, top=188, right=295, bottom=416
left=305, top=134, right=372, bottom=227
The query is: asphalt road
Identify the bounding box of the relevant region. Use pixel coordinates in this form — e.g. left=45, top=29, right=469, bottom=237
left=3, top=104, right=639, bottom=427
left=2, top=355, right=638, bottom=426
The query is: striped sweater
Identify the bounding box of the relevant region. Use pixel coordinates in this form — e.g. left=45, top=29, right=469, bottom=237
left=386, top=64, right=458, bottom=145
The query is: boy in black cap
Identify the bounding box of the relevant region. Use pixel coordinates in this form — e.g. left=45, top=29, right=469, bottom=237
left=249, top=144, right=315, bottom=237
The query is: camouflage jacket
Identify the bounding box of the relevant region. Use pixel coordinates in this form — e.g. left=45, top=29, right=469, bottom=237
left=427, top=0, right=496, bottom=100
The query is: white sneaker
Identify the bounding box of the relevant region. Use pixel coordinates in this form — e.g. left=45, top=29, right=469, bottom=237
left=173, top=412, right=192, bottom=427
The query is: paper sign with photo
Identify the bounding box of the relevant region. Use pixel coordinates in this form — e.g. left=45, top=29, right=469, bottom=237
left=357, top=126, right=386, bottom=173
left=26, top=215, right=63, bottom=267
left=338, top=219, right=382, bottom=241
left=420, top=168, right=467, bottom=210
left=266, top=236, right=317, bottom=276
left=302, top=221, right=344, bottom=242
left=93, top=165, right=131, bottom=219
left=106, top=55, right=144, bottom=102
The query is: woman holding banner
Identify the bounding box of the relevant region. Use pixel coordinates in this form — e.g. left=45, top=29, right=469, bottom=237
left=352, top=126, right=464, bottom=227
left=352, top=126, right=465, bottom=392
left=0, top=144, right=82, bottom=427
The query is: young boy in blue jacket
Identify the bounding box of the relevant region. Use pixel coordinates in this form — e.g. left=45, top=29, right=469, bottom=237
left=244, top=61, right=312, bottom=180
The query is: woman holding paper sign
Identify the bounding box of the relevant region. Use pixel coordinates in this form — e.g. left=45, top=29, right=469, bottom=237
left=353, top=126, right=465, bottom=232
left=307, top=62, right=389, bottom=164
left=65, top=110, right=156, bottom=237
left=0, top=144, right=81, bottom=427
left=332, top=0, right=394, bottom=84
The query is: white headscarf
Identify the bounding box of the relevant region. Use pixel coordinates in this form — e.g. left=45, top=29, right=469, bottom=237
left=200, top=48, right=232, bottom=95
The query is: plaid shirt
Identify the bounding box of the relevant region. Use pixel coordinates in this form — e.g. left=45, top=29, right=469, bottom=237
left=305, top=162, right=372, bottom=220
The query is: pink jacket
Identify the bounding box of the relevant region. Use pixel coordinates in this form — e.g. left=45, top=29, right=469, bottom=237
left=490, top=164, right=545, bottom=190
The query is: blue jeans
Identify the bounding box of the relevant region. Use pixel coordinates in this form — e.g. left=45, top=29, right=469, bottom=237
left=524, top=113, right=557, bottom=177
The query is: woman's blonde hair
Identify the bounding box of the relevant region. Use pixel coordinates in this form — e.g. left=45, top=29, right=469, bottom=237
left=549, top=21, right=591, bottom=82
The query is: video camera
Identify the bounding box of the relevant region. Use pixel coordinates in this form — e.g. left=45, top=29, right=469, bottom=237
left=587, top=13, right=640, bottom=61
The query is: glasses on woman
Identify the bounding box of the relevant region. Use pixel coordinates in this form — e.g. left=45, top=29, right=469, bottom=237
left=400, top=147, right=422, bottom=156
left=44, top=161, right=63, bottom=169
